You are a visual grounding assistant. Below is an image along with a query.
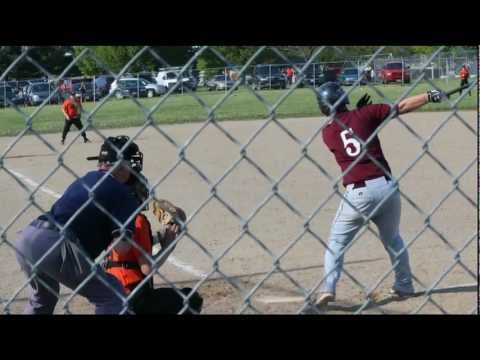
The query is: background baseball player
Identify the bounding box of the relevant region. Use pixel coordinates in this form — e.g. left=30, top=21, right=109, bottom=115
left=314, top=81, right=447, bottom=307
left=104, top=173, right=203, bottom=314
left=15, top=135, right=142, bottom=314
left=459, top=64, right=471, bottom=96
left=61, top=92, right=90, bottom=145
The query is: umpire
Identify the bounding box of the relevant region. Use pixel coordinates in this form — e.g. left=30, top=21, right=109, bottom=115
left=61, top=93, right=90, bottom=145
left=15, top=136, right=143, bottom=314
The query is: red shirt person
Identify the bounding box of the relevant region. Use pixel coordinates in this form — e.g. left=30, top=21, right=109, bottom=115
left=286, top=67, right=294, bottom=85
left=459, top=65, right=471, bottom=96
left=62, top=94, right=81, bottom=119
left=60, top=93, right=90, bottom=145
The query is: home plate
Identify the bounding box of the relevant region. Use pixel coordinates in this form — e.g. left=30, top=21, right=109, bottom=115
left=254, top=296, right=306, bottom=304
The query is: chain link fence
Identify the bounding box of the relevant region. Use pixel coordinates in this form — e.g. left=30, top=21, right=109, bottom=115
left=0, top=46, right=477, bottom=314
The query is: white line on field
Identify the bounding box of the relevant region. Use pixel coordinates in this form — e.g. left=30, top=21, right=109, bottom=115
left=9, top=169, right=208, bottom=279
left=254, top=296, right=305, bottom=304
left=10, top=169, right=63, bottom=199
left=255, top=282, right=480, bottom=304
left=167, top=256, right=208, bottom=279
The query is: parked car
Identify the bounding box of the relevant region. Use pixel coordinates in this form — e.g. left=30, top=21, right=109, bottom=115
left=109, top=78, right=148, bottom=99
left=71, top=81, right=102, bottom=101
left=249, top=74, right=287, bottom=90
left=340, top=68, right=367, bottom=86
left=205, top=75, right=236, bottom=91
left=17, top=80, right=30, bottom=90
left=250, top=65, right=287, bottom=90
left=139, top=78, right=167, bottom=97
left=299, top=68, right=328, bottom=87
left=5, top=80, right=27, bottom=92
left=323, top=64, right=343, bottom=81
left=155, top=70, right=197, bottom=92
left=25, top=82, right=62, bottom=106
left=94, top=75, right=116, bottom=97
left=137, top=72, right=157, bottom=84
left=12, top=80, right=37, bottom=105
left=2, top=81, right=30, bottom=104
left=0, top=85, right=19, bottom=107
left=380, top=62, right=411, bottom=84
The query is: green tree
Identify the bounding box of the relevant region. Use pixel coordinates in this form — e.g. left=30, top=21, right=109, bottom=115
left=0, top=46, right=22, bottom=79
left=196, top=46, right=256, bottom=69
left=150, top=46, right=194, bottom=67
left=196, top=46, right=294, bottom=75
left=73, top=46, right=193, bottom=76
left=73, top=46, right=141, bottom=75
left=1, top=46, right=81, bottom=80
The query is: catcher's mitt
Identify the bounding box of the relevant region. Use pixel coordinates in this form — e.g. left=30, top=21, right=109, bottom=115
left=151, top=199, right=187, bottom=250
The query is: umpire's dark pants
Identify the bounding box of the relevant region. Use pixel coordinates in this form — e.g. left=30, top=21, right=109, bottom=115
left=15, top=219, right=127, bottom=314
left=131, top=286, right=203, bottom=315
left=62, top=117, right=88, bottom=142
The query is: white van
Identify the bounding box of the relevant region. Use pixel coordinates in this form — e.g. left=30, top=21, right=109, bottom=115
left=155, top=70, right=197, bottom=91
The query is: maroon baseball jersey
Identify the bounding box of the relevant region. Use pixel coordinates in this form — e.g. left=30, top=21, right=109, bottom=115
left=322, top=104, right=396, bottom=186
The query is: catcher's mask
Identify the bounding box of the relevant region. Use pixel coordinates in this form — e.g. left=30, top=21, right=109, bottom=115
left=131, top=173, right=150, bottom=210
left=87, top=135, right=143, bottom=173
left=315, top=81, right=349, bottom=116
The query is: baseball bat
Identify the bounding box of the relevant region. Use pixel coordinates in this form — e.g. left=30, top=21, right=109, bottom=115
left=445, top=83, right=471, bottom=98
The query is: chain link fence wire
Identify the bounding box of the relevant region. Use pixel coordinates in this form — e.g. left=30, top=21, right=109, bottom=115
left=0, top=46, right=477, bottom=314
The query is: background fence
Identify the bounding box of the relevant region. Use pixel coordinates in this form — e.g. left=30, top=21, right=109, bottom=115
left=1, top=50, right=477, bottom=107
left=0, top=46, right=477, bottom=314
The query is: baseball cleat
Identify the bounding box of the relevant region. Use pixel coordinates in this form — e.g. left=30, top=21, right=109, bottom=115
left=315, top=292, right=335, bottom=307
left=152, top=243, right=162, bottom=257
left=389, top=288, right=414, bottom=299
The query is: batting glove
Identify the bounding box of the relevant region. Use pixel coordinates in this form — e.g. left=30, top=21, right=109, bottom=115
left=356, top=93, right=372, bottom=109
left=427, top=89, right=445, bottom=103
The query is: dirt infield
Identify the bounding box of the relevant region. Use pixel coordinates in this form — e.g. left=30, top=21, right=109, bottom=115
left=0, top=111, right=477, bottom=314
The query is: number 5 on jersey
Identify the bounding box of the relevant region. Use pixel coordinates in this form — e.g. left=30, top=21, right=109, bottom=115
left=340, top=128, right=361, bottom=157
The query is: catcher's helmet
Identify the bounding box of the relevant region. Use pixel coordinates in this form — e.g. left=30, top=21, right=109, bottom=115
left=315, top=81, right=349, bottom=116
left=130, top=173, right=150, bottom=209
left=87, top=135, right=143, bottom=173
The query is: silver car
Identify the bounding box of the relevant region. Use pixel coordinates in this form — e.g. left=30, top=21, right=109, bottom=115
left=111, top=78, right=166, bottom=98
left=139, top=78, right=167, bottom=97
left=206, top=75, right=236, bottom=91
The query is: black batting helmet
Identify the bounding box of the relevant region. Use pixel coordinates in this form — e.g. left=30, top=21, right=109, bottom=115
left=315, top=81, right=349, bottom=116
left=87, top=135, right=143, bottom=173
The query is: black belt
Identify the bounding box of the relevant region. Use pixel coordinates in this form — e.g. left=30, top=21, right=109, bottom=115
left=30, top=219, right=59, bottom=231
left=104, top=260, right=141, bottom=270
left=350, top=176, right=391, bottom=189
left=31, top=218, right=62, bottom=232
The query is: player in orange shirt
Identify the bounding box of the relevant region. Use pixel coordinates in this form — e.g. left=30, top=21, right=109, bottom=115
left=61, top=93, right=90, bottom=145
left=104, top=174, right=203, bottom=314
left=459, top=64, right=471, bottom=96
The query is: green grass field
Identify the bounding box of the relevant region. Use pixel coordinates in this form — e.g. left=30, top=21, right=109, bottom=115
left=0, top=80, right=476, bottom=137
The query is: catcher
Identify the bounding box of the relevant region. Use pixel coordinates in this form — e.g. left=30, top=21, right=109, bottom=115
left=104, top=174, right=203, bottom=314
